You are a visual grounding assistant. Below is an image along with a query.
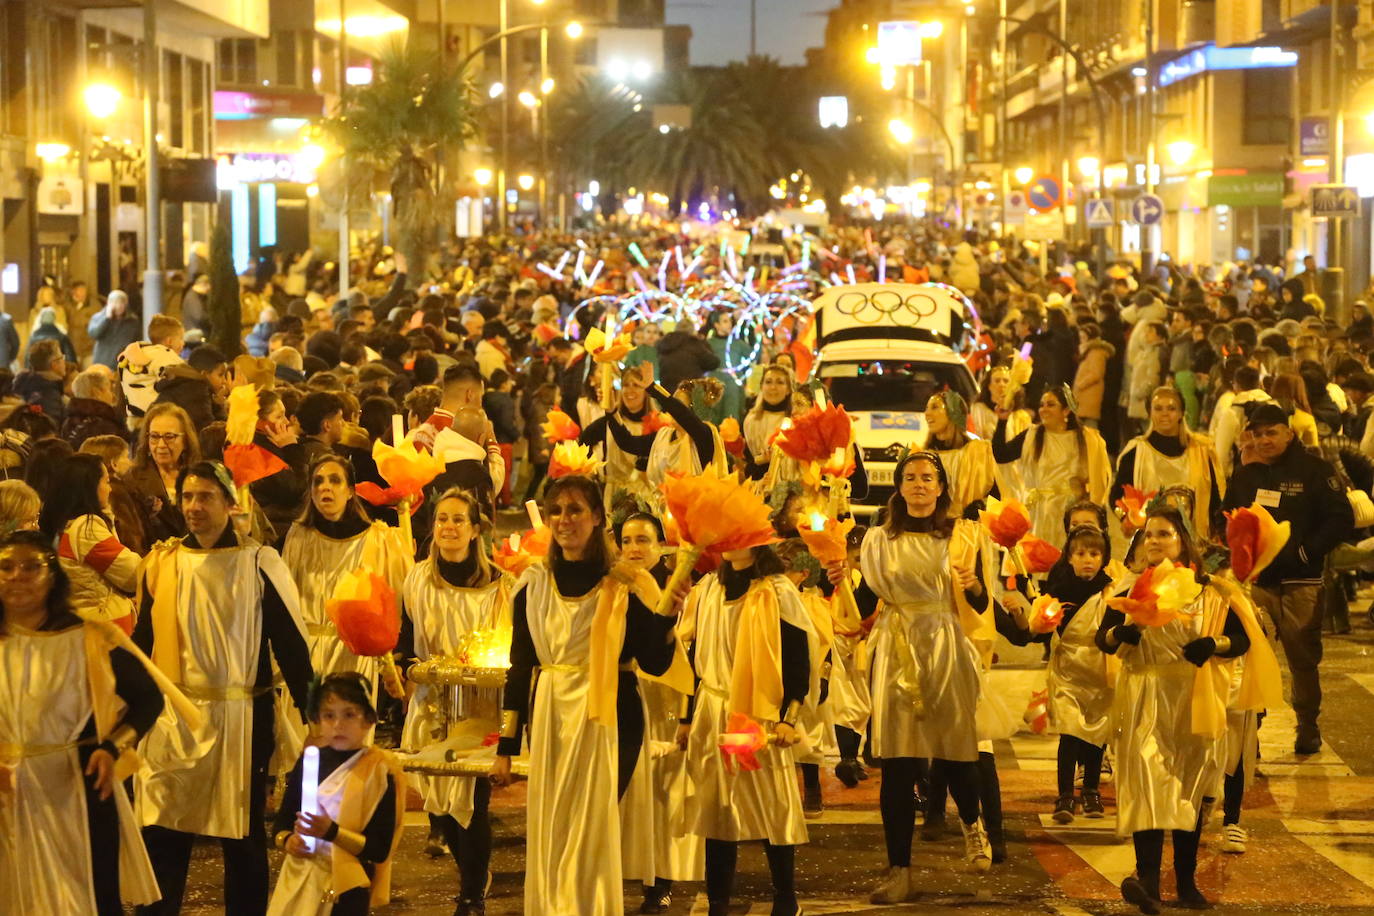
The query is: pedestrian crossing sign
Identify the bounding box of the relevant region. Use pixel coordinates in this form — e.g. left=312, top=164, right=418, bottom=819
left=1084, top=198, right=1114, bottom=228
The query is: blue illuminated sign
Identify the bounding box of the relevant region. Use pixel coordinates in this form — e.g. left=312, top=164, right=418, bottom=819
left=1157, top=44, right=1297, bottom=88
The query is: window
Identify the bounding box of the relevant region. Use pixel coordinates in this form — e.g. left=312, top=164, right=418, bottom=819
left=189, top=60, right=207, bottom=154
left=219, top=38, right=258, bottom=87
left=1243, top=68, right=1290, bottom=146
left=165, top=51, right=184, bottom=148
left=276, top=30, right=299, bottom=87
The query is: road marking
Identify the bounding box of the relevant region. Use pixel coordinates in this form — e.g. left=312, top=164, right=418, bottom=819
left=1283, top=819, right=1374, bottom=892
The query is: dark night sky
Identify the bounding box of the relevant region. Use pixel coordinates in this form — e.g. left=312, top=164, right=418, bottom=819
left=666, top=0, right=834, bottom=66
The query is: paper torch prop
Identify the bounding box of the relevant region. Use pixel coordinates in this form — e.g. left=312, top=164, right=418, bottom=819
left=584, top=325, right=633, bottom=410
left=1225, top=503, right=1291, bottom=584
left=980, top=496, right=1041, bottom=593
left=541, top=407, right=581, bottom=444
left=327, top=569, right=406, bottom=698
left=356, top=436, right=446, bottom=552
left=718, top=712, right=775, bottom=772
left=719, top=417, right=746, bottom=458
left=656, top=465, right=777, bottom=615
left=492, top=501, right=552, bottom=577
left=548, top=441, right=604, bottom=480
left=1114, top=485, right=1156, bottom=531
left=1106, top=558, right=1203, bottom=627
left=222, top=384, right=287, bottom=491
left=1026, top=595, right=1065, bottom=635
left=799, top=512, right=862, bottom=634
left=1003, top=349, right=1033, bottom=409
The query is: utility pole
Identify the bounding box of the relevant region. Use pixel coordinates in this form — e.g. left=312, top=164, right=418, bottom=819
left=1058, top=0, right=1069, bottom=266
left=1328, top=0, right=1347, bottom=319
left=540, top=23, right=549, bottom=228
left=1142, top=0, right=1157, bottom=277
left=750, top=0, right=757, bottom=57
left=142, top=0, right=162, bottom=330
left=499, top=0, right=510, bottom=232
left=338, top=0, right=349, bottom=295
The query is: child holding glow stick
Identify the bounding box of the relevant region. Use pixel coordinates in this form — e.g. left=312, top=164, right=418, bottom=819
left=269, top=673, right=403, bottom=916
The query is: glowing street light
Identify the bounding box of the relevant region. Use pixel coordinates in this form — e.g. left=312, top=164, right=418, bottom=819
left=35, top=142, right=72, bottom=162
left=1076, top=156, right=1101, bottom=178
left=565, top=21, right=584, bottom=39
left=1014, top=166, right=1034, bottom=185
left=1166, top=139, right=1196, bottom=165
left=474, top=167, right=494, bottom=186
left=540, top=77, right=555, bottom=95
left=489, top=82, right=505, bottom=99
left=517, top=173, right=535, bottom=191
left=888, top=119, right=915, bottom=145
left=299, top=143, right=326, bottom=170
left=518, top=90, right=538, bottom=108
left=83, top=83, right=122, bottom=119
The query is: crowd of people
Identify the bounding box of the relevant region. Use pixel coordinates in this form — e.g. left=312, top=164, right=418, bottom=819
left=0, top=222, right=1366, bottom=916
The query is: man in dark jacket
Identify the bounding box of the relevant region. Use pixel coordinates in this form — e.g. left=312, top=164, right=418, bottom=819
left=88, top=289, right=142, bottom=369
left=657, top=319, right=720, bottom=394
left=14, top=338, right=68, bottom=422
left=1223, top=402, right=1353, bottom=755
left=61, top=367, right=127, bottom=448
left=152, top=345, right=228, bottom=431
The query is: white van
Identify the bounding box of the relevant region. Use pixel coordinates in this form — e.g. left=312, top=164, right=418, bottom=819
left=811, top=283, right=982, bottom=517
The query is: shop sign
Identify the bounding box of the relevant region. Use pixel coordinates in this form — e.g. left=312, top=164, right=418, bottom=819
left=216, top=152, right=316, bottom=186
left=214, top=90, right=324, bottom=120
left=37, top=175, right=83, bottom=215
left=1300, top=118, right=1330, bottom=157
left=1206, top=173, right=1284, bottom=208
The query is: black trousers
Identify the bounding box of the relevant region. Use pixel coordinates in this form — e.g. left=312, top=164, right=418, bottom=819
left=435, top=779, right=493, bottom=904
left=881, top=757, right=980, bottom=867
left=137, top=700, right=274, bottom=915
left=82, top=746, right=124, bottom=915
left=704, top=838, right=796, bottom=905
left=617, top=673, right=646, bottom=799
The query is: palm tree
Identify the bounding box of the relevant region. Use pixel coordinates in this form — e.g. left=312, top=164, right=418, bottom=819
left=323, top=40, right=477, bottom=275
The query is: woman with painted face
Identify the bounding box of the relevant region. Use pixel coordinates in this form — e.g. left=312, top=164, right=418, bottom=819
left=1112, top=386, right=1224, bottom=541
left=991, top=386, right=1111, bottom=544
left=923, top=390, right=995, bottom=516
left=969, top=363, right=1032, bottom=442
left=578, top=365, right=662, bottom=510
left=615, top=512, right=703, bottom=914
left=742, top=365, right=800, bottom=484
left=1095, top=506, right=1281, bottom=914
left=281, top=453, right=413, bottom=688
left=676, top=538, right=814, bottom=916
left=396, top=489, right=509, bottom=915
left=490, top=476, right=680, bottom=914
left=0, top=530, right=165, bottom=913
left=825, top=451, right=1001, bottom=903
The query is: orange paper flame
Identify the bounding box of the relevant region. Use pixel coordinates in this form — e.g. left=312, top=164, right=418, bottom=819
left=640, top=410, right=670, bottom=435
left=541, top=407, right=582, bottom=444
left=223, top=443, right=288, bottom=488
left=1106, top=558, right=1203, bottom=627
left=1027, top=594, right=1064, bottom=634
left=1019, top=535, right=1062, bottom=574
left=373, top=437, right=446, bottom=493
left=719, top=417, right=745, bottom=458
left=718, top=712, right=767, bottom=771
left=659, top=466, right=777, bottom=554
left=492, top=527, right=551, bottom=577
left=773, top=404, right=853, bottom=465
left=1225, top=503, right=1291, bottom=584
left=1114, top=484, right=1156, bottom=529
left=798, top=512, right=854, bottom=566
left=585, top=327, right=634, bottom=364
left=980, top=496, right=1033, bottom=549
left=326, top=569, right=400, bottom=656
left=548, top=441, right=604, bottom=479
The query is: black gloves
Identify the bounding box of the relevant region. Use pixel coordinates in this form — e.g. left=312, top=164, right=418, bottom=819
left=1112, top=623, right=1143, bottom=646
left=1182, top=637, right=1217, bottom=667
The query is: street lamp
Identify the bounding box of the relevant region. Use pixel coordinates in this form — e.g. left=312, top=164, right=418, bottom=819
left=888, top=118, right=915, bottom=145
left=1166, top=140, right=1195, bottom=166
left=541, top=77, right=555, bottom=94
left=565, top=21, right=584, bottom=38
left=83, top=83, right=122, bottom=120
left=1076, top=156, right=1100, bottom=178
left=517, top=173, right=535, bottom=191
left=1013, top=166, right=1034, bottom=185
left=518, top=90, right=538, bottom=108
left=475, top=167, right=494, bottom=186
left=489, top=82, right=505, bottom=98
left=35, top=142, right=72, bottom=162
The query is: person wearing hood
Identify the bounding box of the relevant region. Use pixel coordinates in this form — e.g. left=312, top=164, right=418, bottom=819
left=180, top=273, right=212, bottom=335
left=657, top=318, right=720, bottom=394
left=949, top=242, right=981, bottom=295
left=151, top=345, right=228, bottom=432
left=14, top=338, right=69, bottom=422
left=1072, top=325, right=1115, bottom=429
left=26, top=305, right=78, bottom=367
left=87, top=289, right=142, bottom=369
left=245, top=305, right=278, bottom=357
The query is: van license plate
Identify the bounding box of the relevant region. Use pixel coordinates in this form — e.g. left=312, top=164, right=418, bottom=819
left=869, top=468, right=893, bottom=486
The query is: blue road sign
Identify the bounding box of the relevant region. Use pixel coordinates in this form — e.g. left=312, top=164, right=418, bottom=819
left=1131, top=193, right=1164, bottom=225
left=1084, top=198, right=1115, bottom=228
left=1027, top=175, right=1062, bottom=210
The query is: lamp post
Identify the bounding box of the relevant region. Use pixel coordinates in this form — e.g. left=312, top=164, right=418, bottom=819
left=141, top=0, right=163, bottom=331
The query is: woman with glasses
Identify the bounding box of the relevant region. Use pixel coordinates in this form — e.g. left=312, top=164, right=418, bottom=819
left=0, top=529, right=165, bottom=912
left=1095, top=505, right=1280, bottom=913
left=123, top=402, right=201, bottom=544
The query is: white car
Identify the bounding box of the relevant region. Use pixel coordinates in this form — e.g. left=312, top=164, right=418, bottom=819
left=810, top=283, right=982, bottom=517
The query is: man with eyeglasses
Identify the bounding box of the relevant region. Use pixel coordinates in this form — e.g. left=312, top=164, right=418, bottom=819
left=1223, top=402, right=1353, bottom=755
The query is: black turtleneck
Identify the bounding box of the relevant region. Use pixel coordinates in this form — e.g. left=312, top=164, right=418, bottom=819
left=395, top=550, right=488, bottom=673
left=499, top=555, right=677, bottom=756
left=313, top=511, right=371, bottom=540
left=1109, top=431, right=1222, bottom=534
left=760, top=398, right=789, bottom=413
left=272, top=746, right=396, bottom=863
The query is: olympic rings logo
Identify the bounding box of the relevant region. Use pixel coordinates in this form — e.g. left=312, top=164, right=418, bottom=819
left=830, top=291, right=944, bottom=324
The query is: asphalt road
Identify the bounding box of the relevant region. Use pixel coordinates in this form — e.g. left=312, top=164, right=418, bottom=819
left=173, top=566, right=1374, bottom=914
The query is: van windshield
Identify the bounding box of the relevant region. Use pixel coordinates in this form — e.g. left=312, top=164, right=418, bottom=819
left=819, top=359, right=978, bottom=413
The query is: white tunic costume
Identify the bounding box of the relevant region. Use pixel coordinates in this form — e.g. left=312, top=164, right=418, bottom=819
left=621, top=678, right=704, bottom=885
left=1046, top=591, right=1114, bottom=746
left=518, top=564, right=625, bottom=915
left=136, top=539, right=307, bottom=838
left=1110, top=582, right=1225, bottom=836
left=1018, top=430, right=1088, bottom=544
left=0, top=625, right=158, bottom=914
left=282, top=520, right=413, bottom=685
left=682, top=573, right=811, bottom=846
left=860, top=526, right=982, bottom=762
left=399, top=561, right=508, bottom=827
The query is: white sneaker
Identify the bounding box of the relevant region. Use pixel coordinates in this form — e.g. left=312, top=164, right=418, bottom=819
left=961, top=819, right=992, bottom=873
left=1221, top=823, right=1247, bottom=854
left=869, top=865, right=911, bottom=904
